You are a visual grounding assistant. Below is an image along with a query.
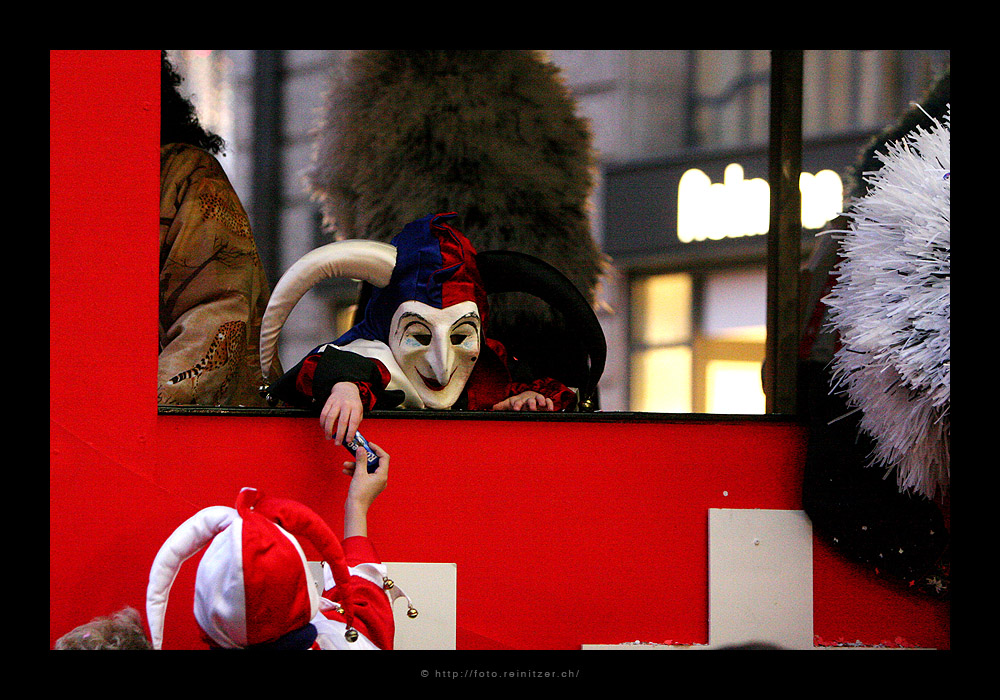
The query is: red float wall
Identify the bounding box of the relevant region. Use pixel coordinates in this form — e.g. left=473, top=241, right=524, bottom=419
left=49, top=50, right=949, bottom=651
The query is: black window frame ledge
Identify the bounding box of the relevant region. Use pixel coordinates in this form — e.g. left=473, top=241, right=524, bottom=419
left=157, top=404, right=802, bottom=424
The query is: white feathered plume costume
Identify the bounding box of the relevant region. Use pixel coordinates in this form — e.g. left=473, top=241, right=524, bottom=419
left=823, top=106, right=950, bottom=501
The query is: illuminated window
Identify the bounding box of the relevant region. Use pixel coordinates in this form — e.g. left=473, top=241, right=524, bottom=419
left=632, top=274, right=692, bottom=346
left=630, top=267, right=766, bottom=414
left=705, top=360, right=766, bottom=414
left=632, top=346, right=693, bottom=413
left=630, top=273, right=693, bottom=412
left=701, top=268, right=767, bottom=343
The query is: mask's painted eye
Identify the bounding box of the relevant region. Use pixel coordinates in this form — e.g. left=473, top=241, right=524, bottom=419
left=412, top=333, right=431, bottom=346
left=450, top=320, right=479, bottom=346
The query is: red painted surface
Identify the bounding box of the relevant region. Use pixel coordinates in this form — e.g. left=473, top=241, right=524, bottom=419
left=49, top=50, right=949, bottom=651
left=145, top=413, right=808, bottom=650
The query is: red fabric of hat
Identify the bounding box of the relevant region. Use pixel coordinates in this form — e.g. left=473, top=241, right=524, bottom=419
left=236, top=492, right=316, bottom=645
left=240, top=489, right=356, bottom=634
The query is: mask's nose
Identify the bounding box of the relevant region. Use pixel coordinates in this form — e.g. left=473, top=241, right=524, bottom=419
left=424, top=334, right=455, bottom=386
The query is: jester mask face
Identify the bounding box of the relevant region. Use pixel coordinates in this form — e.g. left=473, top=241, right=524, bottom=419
left=325, top=212, right=489, bottom=409
left=389, top=299, right=481, bottom=409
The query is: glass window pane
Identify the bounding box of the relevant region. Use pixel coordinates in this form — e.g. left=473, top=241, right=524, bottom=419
left=705, top=359, right=765, bottom=414
left=632, top=273, right=692, bottom=346
left=702, top=268, right=767, bottom=341
left=631, top=346, right=692, bottom=412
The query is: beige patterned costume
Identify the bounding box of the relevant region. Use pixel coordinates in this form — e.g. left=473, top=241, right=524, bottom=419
left=159, top=143, right=280, bottom=406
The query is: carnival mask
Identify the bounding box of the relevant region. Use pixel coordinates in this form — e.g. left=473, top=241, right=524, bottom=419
left=389, top=300, right=481, bottom=409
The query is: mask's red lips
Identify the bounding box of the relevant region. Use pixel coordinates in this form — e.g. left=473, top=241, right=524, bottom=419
left=418, top=370, right=454, bottom=391
left=421, top=376, right=443, bottom=391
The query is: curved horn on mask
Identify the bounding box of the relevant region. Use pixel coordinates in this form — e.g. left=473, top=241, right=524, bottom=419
left=474, top=250, right=607, bottom=410
left=259, top=240, right=397, bottom=383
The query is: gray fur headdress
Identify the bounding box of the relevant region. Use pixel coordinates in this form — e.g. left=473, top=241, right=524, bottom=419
left=305, top=50, right=608, bottom=394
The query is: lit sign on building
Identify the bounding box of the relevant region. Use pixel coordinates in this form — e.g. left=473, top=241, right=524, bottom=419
left=677, top=163, right=843, bottom=243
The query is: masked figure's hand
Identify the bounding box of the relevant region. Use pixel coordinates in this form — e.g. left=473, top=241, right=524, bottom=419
left=322, top=381, right=364, bottom=444
left=491, top=391, right=555, bottom=412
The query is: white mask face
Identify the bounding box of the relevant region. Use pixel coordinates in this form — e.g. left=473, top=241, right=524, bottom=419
left=388, top=300, right=482, bottom=409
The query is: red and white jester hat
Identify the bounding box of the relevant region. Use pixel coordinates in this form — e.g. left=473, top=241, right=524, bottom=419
left=146, top=488, right=358, bottom=649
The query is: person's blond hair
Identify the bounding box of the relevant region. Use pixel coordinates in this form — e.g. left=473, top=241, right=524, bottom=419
left=54, top=607, right=152, bottom=650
